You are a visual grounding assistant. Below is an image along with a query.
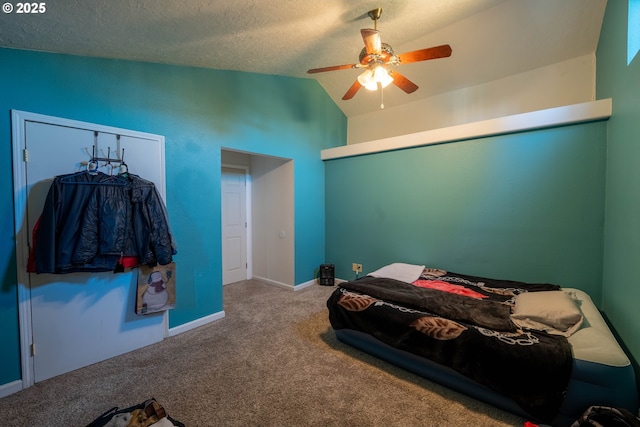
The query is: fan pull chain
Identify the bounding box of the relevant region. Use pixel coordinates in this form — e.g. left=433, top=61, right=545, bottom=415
left=379, top=82, right=385, bottom=109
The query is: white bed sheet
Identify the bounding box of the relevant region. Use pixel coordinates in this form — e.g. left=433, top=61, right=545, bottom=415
left=564, top=288, right=630, bottom=367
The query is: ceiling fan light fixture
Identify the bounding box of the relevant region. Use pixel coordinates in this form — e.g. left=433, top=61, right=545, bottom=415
left=374, top=66, right=394, bottom=87
left=358, top=65, right=393, bottom=91
left=356, top=69, right=373, bottom=89
left=306, top=6, right=452, bottom=103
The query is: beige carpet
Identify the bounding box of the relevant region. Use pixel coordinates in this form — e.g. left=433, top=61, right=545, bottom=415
left=0, top=280, right=525, bottom=426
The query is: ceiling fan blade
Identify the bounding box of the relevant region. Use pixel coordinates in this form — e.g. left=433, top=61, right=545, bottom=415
left=342, top=80, right=362, bottom=100
left=389, top=70, right=419, bottom=94
left=361, top=29, right=381, bottom=55
left=397, top=44, right=452, bottom=64
left=307, top=64, right=357, bottom=74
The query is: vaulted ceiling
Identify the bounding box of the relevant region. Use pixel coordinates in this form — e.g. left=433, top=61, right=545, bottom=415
left=0, top=0, right=606, bottom=117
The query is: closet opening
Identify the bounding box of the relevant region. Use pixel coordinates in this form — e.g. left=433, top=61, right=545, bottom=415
left=221, top=149, right=294, bottom=290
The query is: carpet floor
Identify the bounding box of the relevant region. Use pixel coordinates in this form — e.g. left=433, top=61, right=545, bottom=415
left=0, top=280, right=525, bottom=426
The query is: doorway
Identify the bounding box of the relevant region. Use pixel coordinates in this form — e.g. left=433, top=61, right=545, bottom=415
left=221, top=149, right=294, bottom=289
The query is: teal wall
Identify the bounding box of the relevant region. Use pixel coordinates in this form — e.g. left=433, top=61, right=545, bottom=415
left=0, top=48, right=346, bottom=386
left=598, top=1, right=640, bottom=368
left=325, top=123, right=607, bottom=297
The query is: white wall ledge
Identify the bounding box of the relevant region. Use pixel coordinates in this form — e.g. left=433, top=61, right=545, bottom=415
left=322, top=99, right=612, bottom=160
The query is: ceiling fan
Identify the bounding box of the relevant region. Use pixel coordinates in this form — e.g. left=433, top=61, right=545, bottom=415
left=307, top=8, right=452, bottom=105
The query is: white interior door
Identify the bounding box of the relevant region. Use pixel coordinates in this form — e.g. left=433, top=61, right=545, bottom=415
left=221, top=167, right=247, bottom=285
left=13, top=111, right=167, bottom=384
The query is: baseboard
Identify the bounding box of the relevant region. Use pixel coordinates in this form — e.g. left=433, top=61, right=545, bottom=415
left=294, top=279, right=316, bottom=291
left=252, top=275, right=295, bottom=290
left=252, top=276, right=323, bottom=291
left=0, top=380, right=23, bottom=399
left=168, top=310, right=225, bottom=337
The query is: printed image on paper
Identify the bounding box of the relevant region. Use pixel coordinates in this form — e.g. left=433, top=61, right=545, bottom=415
left=136, top=263, right=176, bottom=315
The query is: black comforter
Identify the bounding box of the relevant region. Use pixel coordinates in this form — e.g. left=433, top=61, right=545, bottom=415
left=327, top=272, right=573, bottom=422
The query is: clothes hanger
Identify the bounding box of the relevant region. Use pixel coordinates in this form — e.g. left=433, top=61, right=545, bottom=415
left=61, top=132, right=128, bottom=185
left=117, top=141, right=129, bottom=178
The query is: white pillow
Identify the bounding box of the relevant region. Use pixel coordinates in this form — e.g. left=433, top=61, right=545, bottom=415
left=511, top=291, right=584, bottom=337
left=367, top=263, right=425, bottom=284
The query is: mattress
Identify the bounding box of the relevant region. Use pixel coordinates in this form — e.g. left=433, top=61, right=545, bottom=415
left=332, top=286, right=638, bottom=427
left=558, top=289, right=638, bottom=426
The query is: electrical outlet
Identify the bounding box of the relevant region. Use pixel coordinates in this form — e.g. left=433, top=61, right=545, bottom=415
left=352, top=263, right=359, bottom=272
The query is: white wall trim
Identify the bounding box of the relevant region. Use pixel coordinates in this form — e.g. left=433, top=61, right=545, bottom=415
left=253, top=276, right=322, bottom=291
left=0, top=380, right=23, bottom=399
left=253, top=275, right=295, bottom=290
left=167, top=311, right=225, bottom=337
left=322, top=99, right=612, bottom=160
left=294, top=279, right=316, bottom=291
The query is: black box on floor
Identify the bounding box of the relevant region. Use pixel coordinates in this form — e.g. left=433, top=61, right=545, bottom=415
left=318, top=264, right=335, bottom=286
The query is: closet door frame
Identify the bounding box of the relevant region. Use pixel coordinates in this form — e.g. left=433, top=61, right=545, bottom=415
left=11, top=110, right=168, bottom=389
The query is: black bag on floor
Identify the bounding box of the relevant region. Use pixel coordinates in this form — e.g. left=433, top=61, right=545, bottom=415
left=85, top=397, right=185, bottom=427
left=571, top=405, right=640, bottom=427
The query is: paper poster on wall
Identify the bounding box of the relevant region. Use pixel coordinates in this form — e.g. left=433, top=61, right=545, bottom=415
left=136, top=263, right=176, bottom=315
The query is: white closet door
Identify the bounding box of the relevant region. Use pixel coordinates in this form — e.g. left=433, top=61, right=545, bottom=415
left=22, top=119, right=166, bottom=383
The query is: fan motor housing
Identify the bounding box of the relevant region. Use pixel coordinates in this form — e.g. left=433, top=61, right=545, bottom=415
left=359, top=42, right=395, bottom=65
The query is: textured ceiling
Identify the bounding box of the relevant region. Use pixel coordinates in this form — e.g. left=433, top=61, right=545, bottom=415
left=0, top=0, right=606, bottom=117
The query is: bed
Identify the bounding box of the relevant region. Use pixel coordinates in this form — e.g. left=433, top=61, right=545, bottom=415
left=326, top=263, right=639, bottom=427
